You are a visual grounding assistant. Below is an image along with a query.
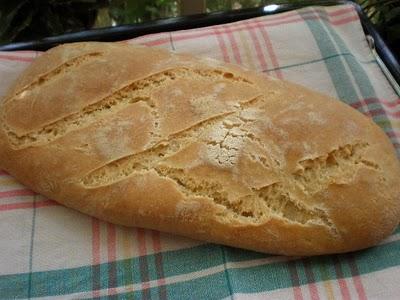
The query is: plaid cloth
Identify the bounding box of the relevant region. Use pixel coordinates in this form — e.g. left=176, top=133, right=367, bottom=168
left=0, top=4, right=399, bottom=299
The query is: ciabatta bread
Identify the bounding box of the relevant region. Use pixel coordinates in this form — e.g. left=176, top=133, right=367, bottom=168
left=1, top=42, right=399, bottom=255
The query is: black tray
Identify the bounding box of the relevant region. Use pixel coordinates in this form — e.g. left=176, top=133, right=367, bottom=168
left=0, top=0, right=399, bottom=86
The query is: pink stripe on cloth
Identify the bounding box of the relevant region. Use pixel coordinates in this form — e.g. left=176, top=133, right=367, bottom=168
left=332, top=15, right=359, bottom=26
left=107, top=224, right=117, bottom=262
left=0, top=199, right=58, bottom=211
left=137, top=228, right=151, bottom=295
left=349, top=99, right=400, bottom=125
left=245, top=14, right=358, bottom=28
left=303, top=260, right=320, bottom=300
left=357, top=107, right=400, bottom=118
left=309, top=284, right=320, bottom=300
left=328, top=6, right=356, bottom=17
left=0, top=54, right=34, bottom=62
left=92, top=218, right=101, bottom=298
left=107, top=223, right=117, bottom=296
left=6, top=50, right=37, bottom=54
left=141, top=10, right=358, bottom=47
left=288, top=261, right=304, bottom=300
left=245, top=25, right=268, bottom=70
left=371, top=108, right=400, bottom=118
left=351, top=275, right=368, bottom=300
left=386, top=131, right=400, bottom=140
left=213, top=27, right=230, bottom=62
left=142, top=38, right=170, bottom=47
left=333, top=256, right=352, bottom=300
left=258, top=26, right=283, bottom=79
left=223, top=28, right=242, bottom=64
left=184, top=6, right=355, bottom=35
left=294, top=286, right=304, bottom=300
left=352, top=98, right=400, bottom=110
left=337, top=278, right=351, bottom=300
left=0, top=189, right=36, bottom=198
left=214, top=7, right=355, bottom=30
left=152, top=231, right=167, bottom=299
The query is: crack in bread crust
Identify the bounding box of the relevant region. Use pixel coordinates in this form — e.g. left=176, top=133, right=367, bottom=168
left=81, top=112, right=239, bottom=186
left=152, top=166, right=339, bottom=236
left=2, top=67, right=255, bottom=149
left=82, top=130, right=379, bottom=235
left=80, top=96, right=265, bottom=187
left=150, top=142, right=378, bottom=237
left=79, top=84, right=381, bottom=234
left=292, top=143, right=379, bottom=194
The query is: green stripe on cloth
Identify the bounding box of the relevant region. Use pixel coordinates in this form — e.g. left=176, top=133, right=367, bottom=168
left=311, top=7, right=396, bottom=140
left=0, top=239, right=399, bottom=298
left=220, top=246, right=234, bottom=297
left=223, top=240, right=399, bottom=294
left=100, top=263, right=110, bottom=294
left=218, top=245, right=268, bottom=262
left=300, top=11, right=359, bottom=103
left=120, top=256, right=133, bottom=292
left=374, top=118, right=398, bottom=127
left=95, top=271, right=232, bottom=300
left=315, top=8, right=376, bottom=100
left=297, top=258, right=315, bottom=287
left=315, top=256, right=338, bottom=282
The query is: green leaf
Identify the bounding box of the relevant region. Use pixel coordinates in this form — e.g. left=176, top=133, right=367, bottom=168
left=0, top=0, right=29, bottom=37
left=385, top=7, right=400, bottom=23
left=0, top=1, right=39, bottom=43
left=43, top=6, right=65, bottom=34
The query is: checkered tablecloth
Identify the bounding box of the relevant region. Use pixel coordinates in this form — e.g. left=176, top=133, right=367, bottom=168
left=0, top=4, right=399, bottom=299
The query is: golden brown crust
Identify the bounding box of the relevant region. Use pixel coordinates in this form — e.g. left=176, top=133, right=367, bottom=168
left=0, top=42, right=399, bottom=256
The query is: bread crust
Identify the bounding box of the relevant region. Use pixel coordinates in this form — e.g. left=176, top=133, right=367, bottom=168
left=0, top=42, right=399, bottom=255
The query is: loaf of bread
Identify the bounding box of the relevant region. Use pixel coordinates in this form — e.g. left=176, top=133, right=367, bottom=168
left=0, top=42, right=399, bottom=255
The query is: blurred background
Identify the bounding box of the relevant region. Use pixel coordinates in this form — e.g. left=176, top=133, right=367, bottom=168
left=0, top=0, right=398, bottom=55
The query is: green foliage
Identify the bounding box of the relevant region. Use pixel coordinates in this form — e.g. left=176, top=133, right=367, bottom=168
left=0, top=0, right=107, bottom=44
left=108, top=0, right=178, bottom=24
